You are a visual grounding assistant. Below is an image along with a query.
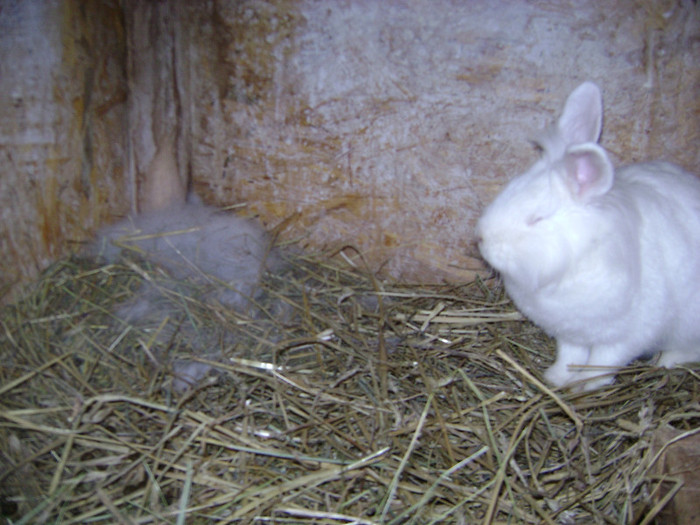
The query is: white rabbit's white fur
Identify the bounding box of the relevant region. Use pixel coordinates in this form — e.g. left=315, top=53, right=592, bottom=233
left=477, top=82, right=700, bottom=390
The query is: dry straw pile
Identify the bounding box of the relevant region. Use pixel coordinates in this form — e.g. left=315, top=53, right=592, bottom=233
left=1, top=250, right=698, bottom=524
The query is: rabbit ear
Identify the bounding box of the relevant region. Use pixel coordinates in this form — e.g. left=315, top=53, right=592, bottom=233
left=558, top=82, right=603, bottom=146
left=563, top=144, right=614, bottom=201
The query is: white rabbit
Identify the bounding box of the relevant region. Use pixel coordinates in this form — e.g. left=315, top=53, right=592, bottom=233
left=477, top=81, right=700, bottom=390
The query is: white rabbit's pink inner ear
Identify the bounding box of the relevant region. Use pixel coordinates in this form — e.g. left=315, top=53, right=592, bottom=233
left=563, top=145, right=614, bottom=201
left=557, top=82, right=603, bottom=146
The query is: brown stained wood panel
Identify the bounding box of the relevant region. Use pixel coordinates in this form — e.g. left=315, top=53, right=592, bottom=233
left=1, top=1, right=699, bottom=300
left=0, top=0, right=127, bottom=300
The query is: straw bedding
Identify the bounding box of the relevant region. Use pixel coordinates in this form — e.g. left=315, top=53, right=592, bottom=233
left=1, top=249, right=698, bottom=524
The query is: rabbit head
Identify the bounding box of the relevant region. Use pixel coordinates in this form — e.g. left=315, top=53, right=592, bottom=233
left=477, top=82, right=617, bottom=294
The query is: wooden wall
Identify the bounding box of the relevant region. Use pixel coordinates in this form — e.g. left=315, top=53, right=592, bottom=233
left=1, top=0, right=698, bottom=300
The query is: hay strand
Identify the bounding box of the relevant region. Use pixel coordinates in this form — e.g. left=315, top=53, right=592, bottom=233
left=1, top=253, right=698, bottom=523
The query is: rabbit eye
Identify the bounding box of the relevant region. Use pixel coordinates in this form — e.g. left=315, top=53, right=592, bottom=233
left=526, top=214, right=543, bottom=226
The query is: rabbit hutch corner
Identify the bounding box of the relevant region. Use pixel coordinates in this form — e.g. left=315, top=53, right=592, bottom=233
left=0, top=1, right=699, bottom=524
